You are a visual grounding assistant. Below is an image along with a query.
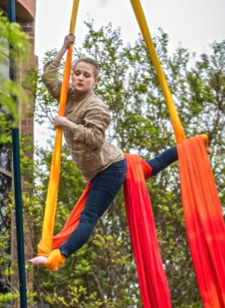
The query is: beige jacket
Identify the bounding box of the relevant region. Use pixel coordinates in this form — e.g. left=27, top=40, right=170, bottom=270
left=42, top=60, right=124, bottom=182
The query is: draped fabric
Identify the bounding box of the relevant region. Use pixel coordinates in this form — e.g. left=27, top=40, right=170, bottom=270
left=38, top=0, right=80, bottom=257
left=178, top=136, right=225, bottom=307
left=37, top=49, right=73, bottom=257
left=124, top=154, right=171, bottom=308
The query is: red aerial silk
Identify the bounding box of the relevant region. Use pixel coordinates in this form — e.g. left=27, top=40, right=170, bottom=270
left=124, top=154, right=171, bottom=308
left=178, top=136, right=225, bottom=307
left=50, top=153, right=171, bottom=308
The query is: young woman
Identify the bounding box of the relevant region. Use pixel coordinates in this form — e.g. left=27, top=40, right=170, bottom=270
left=30, top=34, right=177, bottom=265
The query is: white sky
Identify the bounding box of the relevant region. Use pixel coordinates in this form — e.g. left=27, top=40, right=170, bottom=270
left=34, top=0, right=225, bottom=146
left=35, top=0, right=225, bottom=61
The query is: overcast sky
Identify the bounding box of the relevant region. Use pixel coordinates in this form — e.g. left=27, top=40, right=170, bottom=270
left=35, top=0, right=225, bottom=61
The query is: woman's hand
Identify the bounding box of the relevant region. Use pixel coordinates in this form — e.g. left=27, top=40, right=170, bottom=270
left=63, top=33, right=75, bottom=50
left=54, top=116, right=74, bottom=130
left=53, top=34, right=75, bottom=62
left=29, top=256, right=47, bottom=265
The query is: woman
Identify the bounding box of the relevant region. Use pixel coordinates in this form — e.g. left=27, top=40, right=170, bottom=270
left=30, top=34, right=177, bottom=265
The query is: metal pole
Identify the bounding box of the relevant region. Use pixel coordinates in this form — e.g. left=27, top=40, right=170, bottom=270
left=8, top=0, right=28, bottom=307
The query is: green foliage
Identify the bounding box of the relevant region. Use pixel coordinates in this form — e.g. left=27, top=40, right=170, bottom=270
left=0, top=292, right=19, bottom=307
left=0, top=12, right=31, bottom=123
left=0, top=12, right=33, bottom=305
left=0, top=291, right=36, bottom=308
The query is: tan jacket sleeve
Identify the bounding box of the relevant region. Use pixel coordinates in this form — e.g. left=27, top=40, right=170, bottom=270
left=42, top=60, right=62, bottom=100
left=42, top=60, right=74, bottom=101
left=71, top=102, right=111, bottom=150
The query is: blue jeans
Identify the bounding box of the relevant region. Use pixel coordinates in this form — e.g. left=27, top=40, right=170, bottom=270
left=60, top=159, right=127, bottom=258
left=59, top=147, right=178, bottom=258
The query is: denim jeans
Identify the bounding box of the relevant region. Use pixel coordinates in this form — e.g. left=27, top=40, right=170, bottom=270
left=60, top=159, right=127, bottom=258
left=59, top=146, right=178, bottom=258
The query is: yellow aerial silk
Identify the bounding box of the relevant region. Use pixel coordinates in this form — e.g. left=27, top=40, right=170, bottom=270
left=129, top=0, right=186, bottom=144
left=38, top=0, right=80, bottom=257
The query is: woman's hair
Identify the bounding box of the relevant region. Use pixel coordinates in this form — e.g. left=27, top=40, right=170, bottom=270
left=73, top=57, right=100, bottom=77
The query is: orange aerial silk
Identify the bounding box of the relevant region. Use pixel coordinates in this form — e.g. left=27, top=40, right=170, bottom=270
left=38, top=0, right=80, bottom=257
left=178, top=136, right=225, bottom=307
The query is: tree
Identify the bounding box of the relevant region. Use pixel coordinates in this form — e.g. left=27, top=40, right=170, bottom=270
left=24, top=20, right=225, bottom=307
left=0, top=11, right=30, bottom=120
left=0, top=12, right=32, bottom=307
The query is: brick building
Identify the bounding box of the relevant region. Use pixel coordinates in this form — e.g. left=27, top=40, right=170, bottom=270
left=0, top=0, right=37, bottom=136
left=0, top=0, right=37, bottom=306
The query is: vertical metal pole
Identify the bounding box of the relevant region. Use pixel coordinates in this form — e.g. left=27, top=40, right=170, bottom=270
left=8, top=0, right=28, bottom=307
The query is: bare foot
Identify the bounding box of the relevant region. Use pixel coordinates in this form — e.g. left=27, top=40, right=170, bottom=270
left=29, top=256, right=47, bottom=265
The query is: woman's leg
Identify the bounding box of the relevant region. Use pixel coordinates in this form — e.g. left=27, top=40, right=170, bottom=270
left=147, top=146, right=178, bottom=176
left=59, top=159, right=127, bottom=258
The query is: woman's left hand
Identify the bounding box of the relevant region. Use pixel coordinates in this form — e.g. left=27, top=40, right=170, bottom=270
left=54, top=116, right=73, bottom=130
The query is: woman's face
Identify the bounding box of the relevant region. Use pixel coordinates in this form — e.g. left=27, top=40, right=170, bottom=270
left=72, top=61, right=98, bottom=93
